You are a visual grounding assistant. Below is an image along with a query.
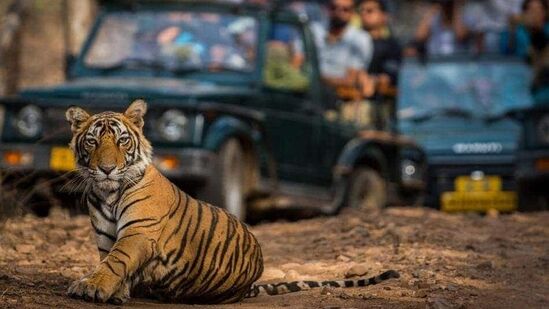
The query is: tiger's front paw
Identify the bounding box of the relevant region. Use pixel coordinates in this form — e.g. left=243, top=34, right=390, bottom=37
left=108, top=283, right=130, bottom=305
left=67, top=273, right=118, bottom=303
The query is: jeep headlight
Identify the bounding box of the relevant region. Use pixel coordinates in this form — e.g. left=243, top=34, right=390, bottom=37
left=15, top=105, right=42, bottom=138
left=401, top=159, right=421, bottom=183
left=157, top=109, right=189, bottom=142
left=537, top=115, right=549, bottom=145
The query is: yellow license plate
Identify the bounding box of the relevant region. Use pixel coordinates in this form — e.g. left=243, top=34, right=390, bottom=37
left=442, top=175, right=517, bottom=212
left=441, top=191, right=517, bottom=212
left=454, top=175, right=502, bottom=192
left=50, top=147, right=76, bottom=172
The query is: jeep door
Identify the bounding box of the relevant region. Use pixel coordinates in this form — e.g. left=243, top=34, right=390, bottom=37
left=261, top=19, right=322, bottom=184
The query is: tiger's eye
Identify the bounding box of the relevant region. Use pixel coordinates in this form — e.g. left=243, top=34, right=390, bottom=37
left=119, top=136, right=130, bottom=145
left=85, top=137, right=97, bottom=147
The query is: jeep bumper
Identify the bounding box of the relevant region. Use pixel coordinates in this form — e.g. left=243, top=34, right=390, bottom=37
left=153, top=148, right=217, bottom=183
left=424, top=155, right=516, bottom=209
left=0, top=144, right=216, bottom=184
left=516, top=149, right=549, bottom=183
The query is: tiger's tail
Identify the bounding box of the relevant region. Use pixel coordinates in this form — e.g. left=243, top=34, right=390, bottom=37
left=245, top=269, right=400, bottom=298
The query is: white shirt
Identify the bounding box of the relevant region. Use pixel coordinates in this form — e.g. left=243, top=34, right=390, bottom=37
left=313, top=24, right=373, bottom=79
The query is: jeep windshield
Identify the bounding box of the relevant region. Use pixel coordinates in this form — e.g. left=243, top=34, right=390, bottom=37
left=83, top=10, right=258, bottom=74
left=398, top=57, right=534, bottom=122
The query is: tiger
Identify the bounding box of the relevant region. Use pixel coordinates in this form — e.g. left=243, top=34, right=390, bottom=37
left=65, top=100, right=400, bottom=304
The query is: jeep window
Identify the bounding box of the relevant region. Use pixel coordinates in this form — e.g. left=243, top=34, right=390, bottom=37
left=263, top=23, right=311, bottom=92
left=398, top=58, right=534, bottom=121
left=84, top=11, right=258, bottom=73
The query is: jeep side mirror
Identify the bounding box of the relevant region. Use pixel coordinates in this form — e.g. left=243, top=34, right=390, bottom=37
left=65, top=54, right=77, bottom=80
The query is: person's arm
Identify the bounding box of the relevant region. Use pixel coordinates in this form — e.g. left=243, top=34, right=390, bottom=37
left=452, top=0, right=469, bottom=42
left=323, top=68, right=360, bottom=89
left=322, top=68, right=363, bottom=101
left=356, top=32, right=375, bottom=98
left=415, top=4, right=439, bottom=42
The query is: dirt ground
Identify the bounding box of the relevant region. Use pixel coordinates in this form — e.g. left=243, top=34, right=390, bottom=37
left=0, top=207, right=548, bottom=309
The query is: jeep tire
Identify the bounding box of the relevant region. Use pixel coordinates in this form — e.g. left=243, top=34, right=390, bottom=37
left=198, top=139, right=246, bottom=221
left=344, top=167, right=387, bottom=210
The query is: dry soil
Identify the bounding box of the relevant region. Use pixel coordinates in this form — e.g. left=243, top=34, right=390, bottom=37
left=0, top=207, right=548, bottom=309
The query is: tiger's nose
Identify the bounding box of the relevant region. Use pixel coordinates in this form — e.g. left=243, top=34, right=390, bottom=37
left=98, top=164, right=116, bottom=175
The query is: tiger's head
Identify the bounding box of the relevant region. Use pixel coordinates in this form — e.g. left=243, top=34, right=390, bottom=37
left=65, top=100, right=152, bottom=191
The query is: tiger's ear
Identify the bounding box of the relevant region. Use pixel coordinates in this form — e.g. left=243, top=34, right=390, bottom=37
left=125, top=99, right=147, bottom=129
left=66, top=106, right=90, bottom=134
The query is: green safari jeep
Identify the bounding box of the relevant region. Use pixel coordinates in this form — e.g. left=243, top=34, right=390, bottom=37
left=0, top=0, right=425, bottom=221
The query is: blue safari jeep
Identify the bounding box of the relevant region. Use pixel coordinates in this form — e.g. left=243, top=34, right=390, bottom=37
left=0, top=0, right=425, bottom=221
left=398, top=55, right=535, bottom=212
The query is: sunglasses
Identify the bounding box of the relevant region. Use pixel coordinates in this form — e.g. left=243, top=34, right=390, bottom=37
left=329, top=5, right=354, bottom=13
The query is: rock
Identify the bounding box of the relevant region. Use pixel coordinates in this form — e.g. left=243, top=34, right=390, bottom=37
left=345, top=263, right=369, bottom=278
left=262, top=267, right=286, bottom=281
left=284, top=269, right=301, bottom=281
left=321, top=286, right=335, bottom=295
left=15, top=244, right=35, bottom=254
left=412, top=270, right=421, bottom=278
left=337, top=255, right=351, bottom=262
left=299, top=262, right=327, bottom=274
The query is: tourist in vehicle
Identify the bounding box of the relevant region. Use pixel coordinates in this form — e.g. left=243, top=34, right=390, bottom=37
left=501, top=0, right=548, bottom=59
left=358, top=0, right=401, bottom=97
left=503, top=0, right=548, bottom=103
left=316, top=0, right=373, bottom=98
left=462, top=0, right=522, bottom=53
left=155, top=13, right=249, bottom=70
left=314, top=0, right=374, bottom=125
left=410, top=0, right=471, bottom=57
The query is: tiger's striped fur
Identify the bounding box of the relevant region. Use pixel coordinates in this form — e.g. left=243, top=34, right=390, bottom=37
left=65, top=100, right=399, bottom=305
left=247, top=270, right=400, bottom=297
left=66, top=101, right=263, bottom=304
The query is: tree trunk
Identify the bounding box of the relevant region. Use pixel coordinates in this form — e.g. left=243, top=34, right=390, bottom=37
left=0, top=0, right=31, bottom=96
